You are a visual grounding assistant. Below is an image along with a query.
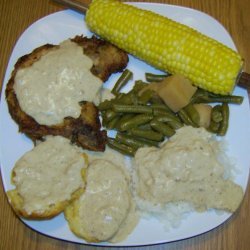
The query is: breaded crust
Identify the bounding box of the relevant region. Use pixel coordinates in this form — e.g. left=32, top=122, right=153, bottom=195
left=5, top=35, right=128, bottom=151
left=71, top=36, right=128, bottom=82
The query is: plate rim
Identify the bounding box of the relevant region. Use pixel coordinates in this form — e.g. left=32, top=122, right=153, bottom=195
left=0, top=2, right=249, bottom=247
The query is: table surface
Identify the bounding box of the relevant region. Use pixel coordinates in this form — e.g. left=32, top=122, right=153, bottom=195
left=1, top=0, right=250, bottom=250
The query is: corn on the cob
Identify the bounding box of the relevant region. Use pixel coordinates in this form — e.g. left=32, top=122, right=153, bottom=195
left=86, top=0, right=243, bottom=95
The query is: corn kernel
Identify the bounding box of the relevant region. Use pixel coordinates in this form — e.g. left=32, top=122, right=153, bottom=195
left=86, top=0, right=243, bottom=95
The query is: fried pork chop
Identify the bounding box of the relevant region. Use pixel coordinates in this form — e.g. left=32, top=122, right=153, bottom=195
left=5, top=35, right=128, bottom=151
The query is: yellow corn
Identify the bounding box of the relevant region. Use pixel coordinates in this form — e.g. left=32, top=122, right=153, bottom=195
left=86, top=0, right=243, bottom=95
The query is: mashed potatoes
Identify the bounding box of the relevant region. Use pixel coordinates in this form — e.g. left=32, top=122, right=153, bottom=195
left=133, top=126, right=244, bottom=213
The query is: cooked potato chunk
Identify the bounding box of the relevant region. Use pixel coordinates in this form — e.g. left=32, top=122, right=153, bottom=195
left=142, top=74, right=197, bottom=112
left=157, top=75, right=197, bottom=112
left=194, top=104, right=212, bottom=128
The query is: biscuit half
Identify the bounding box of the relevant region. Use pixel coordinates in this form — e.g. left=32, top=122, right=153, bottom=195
left=7, top=136, right=88, bottom=219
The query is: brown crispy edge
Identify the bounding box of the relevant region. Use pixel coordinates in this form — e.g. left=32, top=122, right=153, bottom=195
left=5, top=36, right=128, bottom=151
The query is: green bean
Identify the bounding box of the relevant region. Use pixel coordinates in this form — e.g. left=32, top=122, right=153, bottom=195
left=208, top=120, right=220, bottom=133
left=200, top=95, right=243, bottom=104
left=130, top=136, right=159, bottom=147
left=145, top=72, right=170, bottom=82
left=138, top=89, right=155, bottom=104
left=115, top=113, right=135, bottom=130
left=103, top=109, right=118, bottom=122
left=132, top=137, right=159, bottom=147
left=190, top=89, right=209, bottom=103
left=167, top=120, right=183, bottom=130
left=214, top=95, right=243, bottom=104
left=101, top=114, right=108, bottom=127
left=98, top=99, right=113, bottom=111
left=178, top=109, right=197, bottom=127
left=129, top=128, right=164, bottom=141
left=138, top=123, right=152, bottom=130
left=107, top=138, right=136, bottom=156
left=155, top=114, right=183, bottom=129
left=153, top=108, right=175, bottom=117
left=115, top=92, right=135, bottom=105
left=217, top=103, right=229, bottom=136
left=184, top=104, right=200, bottom=126
left=116, top=93, right=123, bottom=98
left=119, top=114, right=154, bottom=131
left=106, top=116, right=121, bottom=129
left=151, top=104, right=173, bottom=113
left=133, top=80, right=148, bottom=93
left=154, top=115, right=175, bottom=123
left=116, top=133, right=148, bottom=149
left=99, top=91, right=137, bottom=111
left=154, top=112, right=181, bottom=123
left=112, top=104, right=153, bottom=114
left=211, top=105, right=223, bottom=123
left=192, top=89, right=243, bottom=104
left=150, top=120, right=176, bottom=137
left=111, top=69, right=133, bottom=95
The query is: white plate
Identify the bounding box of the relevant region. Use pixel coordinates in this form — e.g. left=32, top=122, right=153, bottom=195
left=1, top=2, right=250, bottom=247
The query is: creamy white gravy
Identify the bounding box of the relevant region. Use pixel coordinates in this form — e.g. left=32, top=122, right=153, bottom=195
left=13, top=136, right=86, bottom=214
left=14, top=40, right=102, bottom=125
left=84, top=146, right=127, bottom=172
left=109, top=198, right=138, bottom=243
left=134, top=126, right=243, bottom=212
left=76, top=159, right=131, bottom=241
left=79, top=147, right=139, bottom=242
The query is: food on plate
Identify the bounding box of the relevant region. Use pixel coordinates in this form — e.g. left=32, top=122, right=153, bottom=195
left=7, top=136, right=87, bottom=219
left=209, top=103, right=229, bottom=135
left=3, top=1, right=247, bottom=243
left=5, top=35, right=128, bottom=151
left=145, top=72, right=171, bottom=82
left=111, top=69, right=133, bottom=95
left=82, top=143, right=126, bottom=164
left=193, top=104, right=212, bottom=128
left=86, top=0, right=243, bottom=95
left=141, top=74, right=198, bottom=112
left=133, top=126, right=244, bottom=213
left=6, top=132, right=138, bottom=242
left=65, top=156, right=138, bottom=243
left=98, top=73, right=243, bottom=156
